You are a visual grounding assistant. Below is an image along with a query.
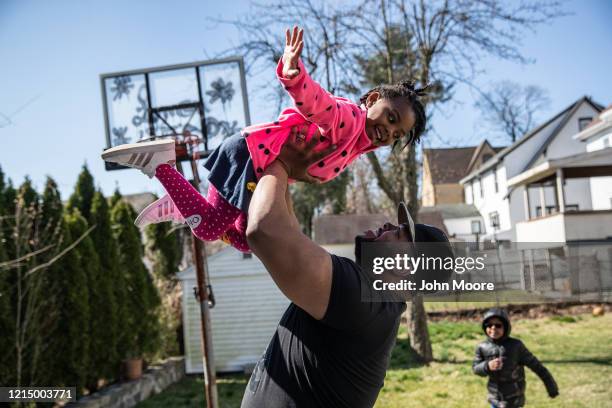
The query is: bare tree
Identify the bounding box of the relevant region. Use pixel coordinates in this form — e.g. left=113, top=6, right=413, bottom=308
left=475, top=81, right=551, bottom=143
left=346, top=159, right=382, bottom=214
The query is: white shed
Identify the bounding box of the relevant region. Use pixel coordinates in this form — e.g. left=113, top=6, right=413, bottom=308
left=178, top=247, right=289, bottom=374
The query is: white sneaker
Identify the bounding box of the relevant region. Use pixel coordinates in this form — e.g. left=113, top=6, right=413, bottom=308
left=101, top=139, right=176, bottom=178
left=134, top=194, right=185, bottom=228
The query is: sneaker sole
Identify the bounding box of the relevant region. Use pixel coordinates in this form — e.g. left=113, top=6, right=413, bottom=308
left=102, top=139, right=175, bottom=161
left=134, top=197, right=184, bottom=227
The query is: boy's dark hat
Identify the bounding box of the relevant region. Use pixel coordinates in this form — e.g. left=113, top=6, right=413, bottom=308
left=397, top=202, right=416, bottom=243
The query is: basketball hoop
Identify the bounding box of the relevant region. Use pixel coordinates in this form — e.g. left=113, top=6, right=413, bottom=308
left=100, top=56, right=251, bottom=172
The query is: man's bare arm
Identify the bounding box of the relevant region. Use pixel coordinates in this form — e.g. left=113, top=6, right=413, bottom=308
left=246, top=128, right=336, bottom=320
left=285, top=187, right=300, bottom=230
left=246, top=162, right=332, bottom=319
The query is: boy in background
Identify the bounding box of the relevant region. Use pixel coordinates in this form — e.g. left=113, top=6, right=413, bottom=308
left=473, top=308, right=559, bottom=407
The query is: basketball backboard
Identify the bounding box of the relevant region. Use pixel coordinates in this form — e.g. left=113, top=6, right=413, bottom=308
left=100, top=57, right=251, bottom=170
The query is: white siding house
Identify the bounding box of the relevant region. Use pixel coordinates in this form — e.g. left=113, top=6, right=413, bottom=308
left=179, top=248, right=289, bottom=374
left=460, top=96, right=605, bottom=241
left=574, top=106, right=612, bottom=210
left=419, top=204, right=483, bottom=242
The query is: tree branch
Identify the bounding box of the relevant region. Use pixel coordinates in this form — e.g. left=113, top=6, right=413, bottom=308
left=25, top=225, right=96, bottom=277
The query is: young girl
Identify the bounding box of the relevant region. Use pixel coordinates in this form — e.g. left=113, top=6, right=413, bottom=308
left=102, top=26, right=428, bottom=252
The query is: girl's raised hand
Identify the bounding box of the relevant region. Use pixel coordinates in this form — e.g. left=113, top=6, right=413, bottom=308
left=282, top=26, right=304, bottom=79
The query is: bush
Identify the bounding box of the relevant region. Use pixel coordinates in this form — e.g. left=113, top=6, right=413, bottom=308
left=111, top=200, right=161, bottom=360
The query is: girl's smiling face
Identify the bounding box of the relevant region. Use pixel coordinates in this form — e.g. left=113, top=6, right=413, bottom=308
left=364, top=92, right=416, bottom=147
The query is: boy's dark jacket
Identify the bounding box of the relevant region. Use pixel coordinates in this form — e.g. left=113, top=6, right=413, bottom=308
left=472, top=308, right=559, bottom=407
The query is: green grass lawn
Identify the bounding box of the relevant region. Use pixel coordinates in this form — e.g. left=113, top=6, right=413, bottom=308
left=137, top=313, right=612, bottom=407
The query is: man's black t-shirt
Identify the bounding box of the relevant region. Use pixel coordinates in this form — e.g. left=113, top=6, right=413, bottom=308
left=241, top=254, right=406, bottom=408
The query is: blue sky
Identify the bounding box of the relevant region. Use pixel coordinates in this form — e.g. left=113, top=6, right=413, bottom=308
left=1, top=0, right=611, bottom=200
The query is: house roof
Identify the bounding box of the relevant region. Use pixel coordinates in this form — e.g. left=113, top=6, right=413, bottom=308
left=574, top=104, right=612, bottom=141
left=506, top=147, right=612, bottom=187
left=519, top=97, right=604, bottom=174
left=312, top=214, right=390, bottom=245
left=419, top=203, right=481, bottom=219
left=177, top=246, right=266, bottom=280
left=313, top=211, right=463, bottom=245
left=424, top=142, right=504, bottom=184
left=464, top=140, right=504, bottom=175
left=423, top=147, right=477, bottom=184
left=460, top=96, right=605, bottom=184
left=584, top=104, right=612, bottom=130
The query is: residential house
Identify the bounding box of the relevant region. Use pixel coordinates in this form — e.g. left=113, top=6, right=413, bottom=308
left=421, top=140, right=504, bottom=206
left=419, top=203, right=482, bottom=242
left=459, top=96, right=606, bottom=242
left=574, top=105, right=612, bottom=210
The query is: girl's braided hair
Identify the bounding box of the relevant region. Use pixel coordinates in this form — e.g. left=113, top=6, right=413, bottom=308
left=359, top=80, right=429, bottom=149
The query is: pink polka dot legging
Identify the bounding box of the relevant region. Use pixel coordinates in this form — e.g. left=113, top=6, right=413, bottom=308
left=155, top=164, right=250, bottom=252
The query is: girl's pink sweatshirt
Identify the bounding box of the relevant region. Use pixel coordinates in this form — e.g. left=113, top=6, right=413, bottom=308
left=242, top=58, right=376, bottom=182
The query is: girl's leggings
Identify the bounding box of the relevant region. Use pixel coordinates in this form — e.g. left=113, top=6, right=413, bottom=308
left=155, top=164, right=250, bottom=252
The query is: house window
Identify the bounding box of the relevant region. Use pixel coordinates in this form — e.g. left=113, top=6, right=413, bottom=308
left=471, top=220, right=482, bottom=234
left=578, top=117, right=593, bottom=131
left=535, top=205, right=556, bottom=217
left=489, top=212, right=500, bottom=229
left=482, top=153, right=492, bottom=162
left=479, top=177, right=484, bottom=198
left=243, top=252, right=252, bottom=259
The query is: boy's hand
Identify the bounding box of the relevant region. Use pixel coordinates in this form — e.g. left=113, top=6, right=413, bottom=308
left=487, top=358, right=503, bottom=371
left=282, top=26, right=304, bottom=79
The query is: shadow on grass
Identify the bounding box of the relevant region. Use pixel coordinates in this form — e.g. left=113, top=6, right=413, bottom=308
left=541, top=357, right=612, bottom=366
left=389, top=336, right=429, bottom=370
left=136, top=373, right=248, bottom=408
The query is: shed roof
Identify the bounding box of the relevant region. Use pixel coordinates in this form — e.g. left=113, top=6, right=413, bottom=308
left=419, top=203, right=481, bottom=219
left=312, top=214, right=390, bottom=245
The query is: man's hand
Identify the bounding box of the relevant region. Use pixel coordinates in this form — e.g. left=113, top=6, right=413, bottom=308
left=277, top=126, right=336, bottom=183
left=282, top=26, right=304, bottom=79
left=487, top=358, right=503, bottom=371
